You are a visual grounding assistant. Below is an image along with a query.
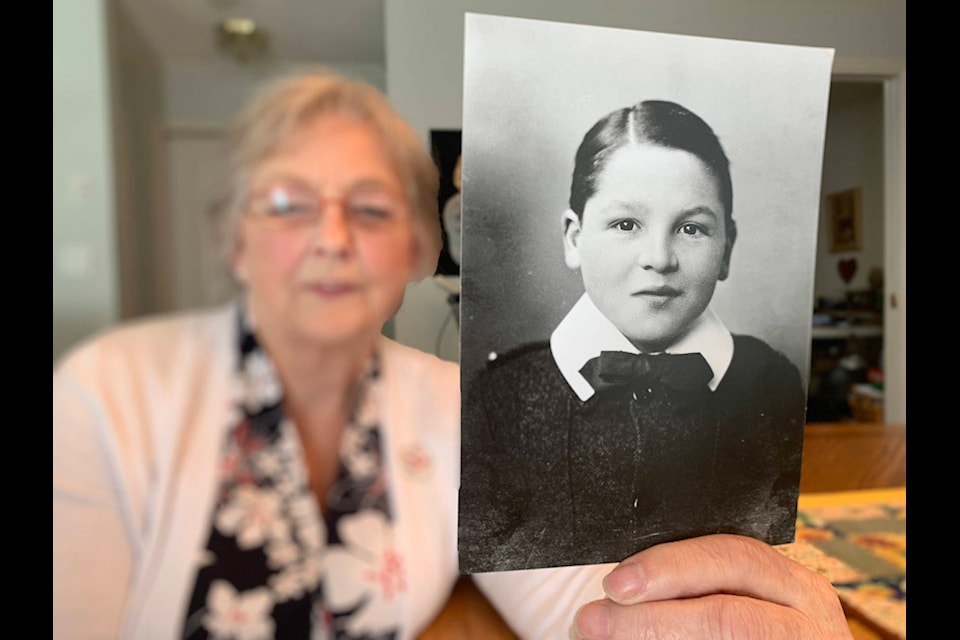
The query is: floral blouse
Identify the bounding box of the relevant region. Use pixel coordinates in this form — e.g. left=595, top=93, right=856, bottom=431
left=182, top=307, right=404, bottom=639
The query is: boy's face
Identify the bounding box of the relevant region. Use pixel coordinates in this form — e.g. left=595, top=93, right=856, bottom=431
left=563, top=144, right=731, bottom=352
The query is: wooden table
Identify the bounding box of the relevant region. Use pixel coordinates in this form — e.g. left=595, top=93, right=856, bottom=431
left=419, top=422, right=907, bottom=639
left=800, top=423, right=906, bottom=493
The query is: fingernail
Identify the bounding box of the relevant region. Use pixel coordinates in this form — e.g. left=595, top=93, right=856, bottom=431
left=574, top=601, right=610, bottom=639
left=603, top=563, right=645, bottom=602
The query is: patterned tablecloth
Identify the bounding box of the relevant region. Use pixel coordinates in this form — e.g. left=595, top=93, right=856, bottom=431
left=777, top=488, right=906, bottom=640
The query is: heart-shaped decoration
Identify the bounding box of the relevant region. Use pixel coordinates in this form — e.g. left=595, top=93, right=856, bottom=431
left=838, top=258, right=857, bottom=284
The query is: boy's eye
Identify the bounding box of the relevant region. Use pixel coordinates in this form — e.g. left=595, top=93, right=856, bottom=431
left=615, top=220, right=638, bottom=232
left=678, top=223, right=706, bottom=236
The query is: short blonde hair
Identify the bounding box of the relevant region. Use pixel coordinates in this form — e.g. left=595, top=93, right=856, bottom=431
left=211, top=69, right=442, bottom=280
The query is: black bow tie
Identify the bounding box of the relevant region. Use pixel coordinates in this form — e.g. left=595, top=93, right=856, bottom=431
left=579, top=351, right=714, bottom=394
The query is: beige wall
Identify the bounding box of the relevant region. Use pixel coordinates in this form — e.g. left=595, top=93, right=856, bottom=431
left=385, top=0, right=905, bottom=141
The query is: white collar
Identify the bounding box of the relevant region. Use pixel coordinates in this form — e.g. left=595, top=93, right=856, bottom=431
left=550, top=294, right=734, bottom=402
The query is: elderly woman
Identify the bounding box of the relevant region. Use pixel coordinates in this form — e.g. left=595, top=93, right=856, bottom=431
left=53, top=71, right=851, bottom=640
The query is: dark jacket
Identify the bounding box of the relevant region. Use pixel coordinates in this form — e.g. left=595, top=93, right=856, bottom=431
left=458, top=335, right=806, bottom=573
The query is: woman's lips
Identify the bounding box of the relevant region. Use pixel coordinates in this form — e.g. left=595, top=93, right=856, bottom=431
left=305, top=282, right=360, bottom=296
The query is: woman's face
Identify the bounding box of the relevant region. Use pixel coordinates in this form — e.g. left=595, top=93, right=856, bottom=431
left=563, top=143, right=731, bottom=352
left=232, top=112, right=418, bottom=349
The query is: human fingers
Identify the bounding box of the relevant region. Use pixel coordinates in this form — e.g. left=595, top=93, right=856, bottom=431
left=601, top=534, right=830, bottom=611
left=571, top=592, right=850, bottom=640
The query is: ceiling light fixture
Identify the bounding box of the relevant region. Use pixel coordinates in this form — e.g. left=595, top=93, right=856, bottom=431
left=216, top=18, right=269, bottom=63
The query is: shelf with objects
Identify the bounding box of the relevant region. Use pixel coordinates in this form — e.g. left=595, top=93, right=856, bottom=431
left=806, top=286, right=884, bottom=423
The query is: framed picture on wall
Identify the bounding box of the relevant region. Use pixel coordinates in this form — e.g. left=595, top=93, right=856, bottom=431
left=827, top=187, right=863, bottom=253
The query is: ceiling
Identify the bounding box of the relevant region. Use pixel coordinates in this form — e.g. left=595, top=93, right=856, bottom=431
left=118, top=0, right=385, bottom=65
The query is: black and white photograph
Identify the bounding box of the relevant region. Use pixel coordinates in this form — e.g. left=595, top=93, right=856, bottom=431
left=458, top=15, right=835, bottom=573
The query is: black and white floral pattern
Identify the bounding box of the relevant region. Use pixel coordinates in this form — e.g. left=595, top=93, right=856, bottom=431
left=182, top=304, right=403, bottom=640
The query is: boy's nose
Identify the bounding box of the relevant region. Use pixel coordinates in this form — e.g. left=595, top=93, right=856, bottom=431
left=637, top=232, right=678, bottom=273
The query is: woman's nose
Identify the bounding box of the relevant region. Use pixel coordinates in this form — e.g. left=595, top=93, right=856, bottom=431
left=637, top=231, right=678, bottom=272
left=310, top=202, right=353, bottom=256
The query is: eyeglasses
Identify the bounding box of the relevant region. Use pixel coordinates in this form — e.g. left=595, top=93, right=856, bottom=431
left=246, top=183, right=407, bottom=230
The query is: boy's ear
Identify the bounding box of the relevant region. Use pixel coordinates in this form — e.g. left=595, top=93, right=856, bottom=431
left=562, top=209, right=582, bottom=270
left=718, top=218, right=737, bottom=281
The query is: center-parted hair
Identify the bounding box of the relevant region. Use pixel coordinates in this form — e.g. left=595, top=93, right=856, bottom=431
left=568, top=100, right=737, bottom=280
left=569, top=100, right=734, bottom=222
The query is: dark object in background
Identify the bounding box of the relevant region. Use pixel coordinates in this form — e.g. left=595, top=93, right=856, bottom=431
left=430, top=129, right=462, bottom=276
left=807, top=353, right=867, bottom=422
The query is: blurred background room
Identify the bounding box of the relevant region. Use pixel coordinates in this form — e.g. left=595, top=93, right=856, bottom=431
left=52, top=0, right=905, bottom=425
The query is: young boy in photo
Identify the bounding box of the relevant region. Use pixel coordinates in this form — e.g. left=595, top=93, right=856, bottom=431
left=459, top=100, right=806, bottom=573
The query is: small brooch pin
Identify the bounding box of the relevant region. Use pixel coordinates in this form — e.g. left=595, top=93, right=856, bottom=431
left=402, top=444, right=432, bottom=479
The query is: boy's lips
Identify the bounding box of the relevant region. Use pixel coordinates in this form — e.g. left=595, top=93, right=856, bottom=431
left=633, top=285, right=681, bottom=298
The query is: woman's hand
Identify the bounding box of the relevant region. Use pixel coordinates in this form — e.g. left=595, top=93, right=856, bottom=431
left=571, top=534, right=852, bottom=640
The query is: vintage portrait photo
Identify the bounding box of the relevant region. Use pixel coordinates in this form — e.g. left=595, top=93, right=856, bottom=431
left=457, top=15, right=835, bottom=573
